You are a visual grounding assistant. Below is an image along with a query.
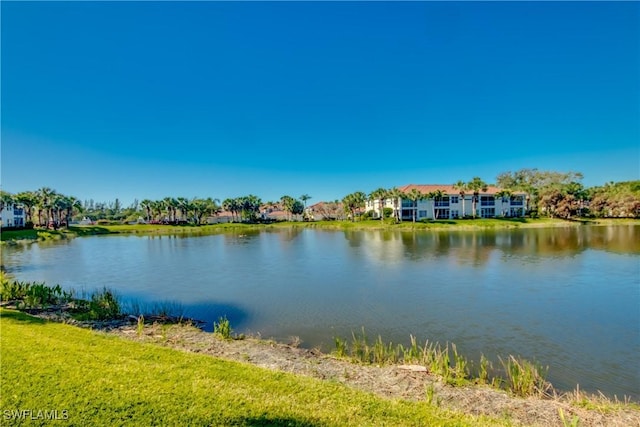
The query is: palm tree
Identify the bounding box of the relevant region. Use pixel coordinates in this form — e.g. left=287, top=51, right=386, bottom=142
left=387, top=187, right=403, bottom=223
left=369, top=188, right=390, bottom=221
left=240, top=195, right=261, bottom=222
left=428, top=189, right=446, bottom=220
left=453, top=180, right=467, bottom=219
left=0, top=192, right=14, bottom=223
left=495, top=189, right=513, bottom=217
left=192, top=197, right=219, bottom=224
left=53, top=194, right=71, bottom=228
left=280, top=195, right=295, bottom=221
left=54, top=195, right=82, bottom=227
left=36, top=187, right=56, bottom=227
left=140, top=199, right=153, bottom=222
left=150, top=200, right=163, bottom=223
left=162, top=197, right=178, bottom=223
left=14, top=191, right=37, bottom=225
left=300, top=194, right=312, bottom=220
left=467, top=177, right=488, bottom=219
left=405, top=188, right=424, bottom=222
left=342, top=191, right=366, bottom=222
left=176, top=197, right=190, bottom=222
left=222, top=198, right=236, bottom=222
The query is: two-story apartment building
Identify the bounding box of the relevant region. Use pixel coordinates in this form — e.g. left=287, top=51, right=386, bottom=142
left=365, top=184, right=526, bottom=220
left=1, top=203, right=26, bottom=228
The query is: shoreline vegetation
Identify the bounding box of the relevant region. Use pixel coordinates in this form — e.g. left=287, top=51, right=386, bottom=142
left=1, top=277, right=638, bottom=426
left=1, top=217, right=638, bottom=244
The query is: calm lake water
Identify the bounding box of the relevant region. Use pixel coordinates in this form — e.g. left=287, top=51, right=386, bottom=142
left=2, top=225, right=639, bottom=399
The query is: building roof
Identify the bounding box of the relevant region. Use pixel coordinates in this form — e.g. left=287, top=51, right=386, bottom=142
left=397, top=184, right=525, bottom=196
left=307, top=201, right=343, bottom=211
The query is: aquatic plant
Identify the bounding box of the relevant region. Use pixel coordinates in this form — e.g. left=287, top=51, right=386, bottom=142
left=333, top=328, right=558, bottom=398
left=499, top=355, right=552, bottom=397
left=213, top=316, right=232, bottom=340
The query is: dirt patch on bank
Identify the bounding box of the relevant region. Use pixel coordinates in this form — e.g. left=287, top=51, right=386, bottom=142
left=88, top=320, right=637, bottom=427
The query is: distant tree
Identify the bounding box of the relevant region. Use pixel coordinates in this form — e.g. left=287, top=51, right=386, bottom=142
left=387, top=187, right=403, bottom=223
left=427, top=189, right=446, bottom=220
left=176, top=197, right=189, bottom=222
left=36, top=187, right=57, bottom=227
left=222, top=198, right=238, bottom=222
left=161, top=197, right=176, bottom=223
left=589, top=181, right=640, bottom=218
left=192, top=197, right=220, bottom=224
left=453, top=180, right=467, bottom=218
left=300, top=194, right=312, bottom=219
left=369, top=188, right=390, bottom=222
left=405, top=188, right=424, bottom=222
left=113, top=198, right=122, bottom=217
left=494, top=189, right=513, bottom=217
left=280, top=195, right=296, bottom=221
left=291, top=199, right=304, bottom=219
left=151, top=200, right=163, bottom=222
left=496, top=169, right=583, bottom=215
left=239, top=195, right=261, bottom=222
left=466, top=177, right=488, bottom=218
left=140, top=199, right=153, bottom=222
left=62, top=196, right=82, bottom=227
left=342, top=191, right=366, bottom=222
left=15, top=191, right=37, bottom=224
left=0, top=191, right=14, bottom=215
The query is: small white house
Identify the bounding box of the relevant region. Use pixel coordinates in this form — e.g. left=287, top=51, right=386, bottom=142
left=365, top=184, right=527, bottom=220
left=1, top=203, right=26, bottom=228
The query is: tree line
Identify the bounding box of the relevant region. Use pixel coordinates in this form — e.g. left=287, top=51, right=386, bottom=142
left=1, top=170, right=638, bottom=228
left=0, top=189, right=316, bottom=228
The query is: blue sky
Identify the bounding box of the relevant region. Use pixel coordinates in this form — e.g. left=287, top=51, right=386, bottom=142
left=2, top=1, right=638, bottom=206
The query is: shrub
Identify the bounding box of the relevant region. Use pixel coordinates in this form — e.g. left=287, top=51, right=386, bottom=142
left=87, top=288, right=121, bottom=320
left=213, top=316, right=232, bottom=339
left=0, top=276, right=30, bottom=301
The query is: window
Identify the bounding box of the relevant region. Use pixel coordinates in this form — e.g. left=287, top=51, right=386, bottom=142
left=451, top=210, right=459, bottom=219
left=480, top=196, right=495, bottom=206
left=434, top=208, right=450, bottom=219
left=450, top=196, right=459, bottom=204
left=480, top=208, right=495, bottom=218
left=418, top=210, right=427, bottom=218
left=510, top=196, right=524, bottom=206
left=434, top=197, right=450, bottom=207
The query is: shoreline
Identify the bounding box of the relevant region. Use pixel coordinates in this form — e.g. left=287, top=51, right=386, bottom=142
left=2, top=217, right=638, bottom=245
left=3, top=305, right=639, bottom=427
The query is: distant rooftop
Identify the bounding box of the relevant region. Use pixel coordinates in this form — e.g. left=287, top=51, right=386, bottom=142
left=397, top=184, right=525, bottom=195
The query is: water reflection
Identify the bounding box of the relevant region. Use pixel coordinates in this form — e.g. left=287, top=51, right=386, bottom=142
left=341, top=225, right=640, bottom=267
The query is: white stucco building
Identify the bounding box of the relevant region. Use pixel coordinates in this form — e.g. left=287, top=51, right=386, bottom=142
left=1, top=203, right=26, bottom=228
left=366, top=184, right=526, bottom=220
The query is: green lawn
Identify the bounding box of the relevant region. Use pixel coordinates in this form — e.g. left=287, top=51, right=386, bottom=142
left=0, top=310, right=505, bottom=426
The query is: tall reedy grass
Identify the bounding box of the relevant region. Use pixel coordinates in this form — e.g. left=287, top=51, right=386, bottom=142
left=213, top=316, right=232, bottom=340
left=333, top=328, right=555, bottom=397
left=499, top=355, right=552, bottom=398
